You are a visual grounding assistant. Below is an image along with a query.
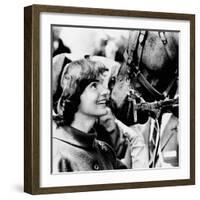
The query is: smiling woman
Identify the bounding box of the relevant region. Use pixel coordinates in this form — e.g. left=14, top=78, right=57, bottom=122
left=52, top=58, right=127, bottom=172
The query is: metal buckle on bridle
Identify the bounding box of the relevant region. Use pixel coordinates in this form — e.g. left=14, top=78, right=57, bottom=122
left=159, top=31, right=167, bottom=45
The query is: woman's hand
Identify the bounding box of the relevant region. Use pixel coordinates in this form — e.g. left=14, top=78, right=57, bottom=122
left=99, top=107, right=116, bottom=133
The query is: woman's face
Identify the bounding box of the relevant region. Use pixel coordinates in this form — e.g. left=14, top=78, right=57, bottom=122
left=78, top=78, right=110, bottom=118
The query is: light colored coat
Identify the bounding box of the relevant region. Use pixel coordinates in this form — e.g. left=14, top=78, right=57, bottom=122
left=52, top=125, right=126, bottom=173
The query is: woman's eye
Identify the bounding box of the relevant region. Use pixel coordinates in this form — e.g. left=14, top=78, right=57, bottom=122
left=91, top=82, right=98, bottom=89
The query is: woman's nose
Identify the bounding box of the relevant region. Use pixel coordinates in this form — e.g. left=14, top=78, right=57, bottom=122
left=100, top=85, right=110, bottom=96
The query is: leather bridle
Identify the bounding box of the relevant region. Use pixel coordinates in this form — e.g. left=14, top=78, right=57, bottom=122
left=123, top=30, right=178, bottom=101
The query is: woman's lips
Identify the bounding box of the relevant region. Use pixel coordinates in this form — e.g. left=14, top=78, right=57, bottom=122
left=97, top=99, right=107, bottom=105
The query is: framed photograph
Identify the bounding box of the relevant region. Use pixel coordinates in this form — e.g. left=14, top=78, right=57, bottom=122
left=24, top=4, right=195, bottom=194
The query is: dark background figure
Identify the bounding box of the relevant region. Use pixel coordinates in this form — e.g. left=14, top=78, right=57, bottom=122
left=53, top=38, right=71, bottom=57
left=52, top=27, right=71, bottom=57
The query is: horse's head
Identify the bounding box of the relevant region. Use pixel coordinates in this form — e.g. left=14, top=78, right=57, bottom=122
left=110, top=30, right=179, bottom=125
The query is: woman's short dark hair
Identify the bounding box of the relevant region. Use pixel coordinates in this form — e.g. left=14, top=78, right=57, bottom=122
left=54, top=58, right=108, bottom=126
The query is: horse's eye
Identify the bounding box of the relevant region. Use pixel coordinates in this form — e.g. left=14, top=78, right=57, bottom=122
left=108, top=77, right=116, bottom=90
left=111, top=77, right=116, bottom=83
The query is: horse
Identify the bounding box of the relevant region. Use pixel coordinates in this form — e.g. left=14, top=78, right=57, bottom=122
left=110, top=30, right=179, bottom=167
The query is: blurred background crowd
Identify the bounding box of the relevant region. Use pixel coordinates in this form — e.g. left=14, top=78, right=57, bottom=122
left=52, top=26, right=129, bottom=63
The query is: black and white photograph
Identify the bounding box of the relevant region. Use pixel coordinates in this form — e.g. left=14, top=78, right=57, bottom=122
left=51, top=26, right=179, bottom=173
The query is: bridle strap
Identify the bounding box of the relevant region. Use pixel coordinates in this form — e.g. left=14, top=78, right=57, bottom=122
left=162, top=74, right=178, bottom=98
left=159, top=31, right=176, bottom=64
left=135, top=70, right=165, bottom=100
left=124, top=31, right=140, bottom=65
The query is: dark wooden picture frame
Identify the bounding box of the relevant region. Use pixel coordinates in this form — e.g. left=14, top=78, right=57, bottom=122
left=24, top=4, right=195, bottom=194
